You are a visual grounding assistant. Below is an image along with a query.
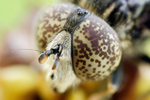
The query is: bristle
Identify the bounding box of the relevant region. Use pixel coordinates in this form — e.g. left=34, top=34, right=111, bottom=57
left=11, top=49, right=43, bottom=53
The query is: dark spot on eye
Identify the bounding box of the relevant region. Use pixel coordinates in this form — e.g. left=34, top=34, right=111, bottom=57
left=98, top=71, right=101, bottom=73
left=48, top=34, right=51, bottom=38
left=85, top=69, right=88, bottom=72
left=103, top=65, right=106, bottom=68
left=50, top=73, right=54, bottom=80
left=90, top=59, right=94, bottom=62
left=83, top=71, right=86, bottom=73
left=106, top=61, right=109, bottom=64
left=53, top=88, right=57, bottom=93
left=78, top=73, right=81, bottom=75
left=93, top=68, right=96, bottom=70
left=88, top=64, right=91, bottom=67
left=87, top=73, right=91, bottom=76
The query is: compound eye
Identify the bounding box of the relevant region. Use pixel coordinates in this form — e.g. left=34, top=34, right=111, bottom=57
left=72, top=14, right=122, bottom=81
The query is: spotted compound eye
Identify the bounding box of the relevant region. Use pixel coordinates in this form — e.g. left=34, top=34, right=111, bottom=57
left=36, top=3, right=76, bottom=51
left=36, top=3, right=122, bottom=81
left=72, top=14, right=122, bottom=81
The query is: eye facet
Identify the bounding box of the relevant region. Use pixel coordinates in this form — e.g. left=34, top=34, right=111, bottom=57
left=72, top=14, right=122, bottom=81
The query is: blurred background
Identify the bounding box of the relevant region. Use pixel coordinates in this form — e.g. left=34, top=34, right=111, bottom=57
left=0, top=0, right=150, bottom=100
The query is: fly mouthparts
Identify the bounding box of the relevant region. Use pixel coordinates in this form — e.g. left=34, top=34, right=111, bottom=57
left=52, top=53, right=60, bottom=70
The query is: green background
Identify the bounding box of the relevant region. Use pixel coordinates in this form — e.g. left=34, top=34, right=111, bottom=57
left=0, top=0, right=59, bottom=44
